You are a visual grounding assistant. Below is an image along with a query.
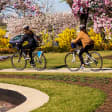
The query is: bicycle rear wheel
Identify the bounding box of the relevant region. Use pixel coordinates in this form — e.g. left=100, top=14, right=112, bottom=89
left=87, top=52, right=103, bottom=71
left=33, top=53, right=46, bottom=70
left=11, top=52, right=27, bottom=70
left=65, top=52, right=81, bottom=71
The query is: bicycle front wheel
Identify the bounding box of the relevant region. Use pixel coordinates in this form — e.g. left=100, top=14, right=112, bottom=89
left=88, top=52, right=103, bottom=71
left=11, top=52, right=27, bottom=70
left=65, top=52, right=81, bottom=71
left=34, top=53, right=46, bottom=70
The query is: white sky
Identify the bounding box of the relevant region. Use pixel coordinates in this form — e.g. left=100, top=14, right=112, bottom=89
left=53, top=0, right=71, bottom=13
left=2, top=0, right=72, bottom=17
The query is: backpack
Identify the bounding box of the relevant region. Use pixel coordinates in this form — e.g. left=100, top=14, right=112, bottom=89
left=33, top=34, right=41, bottom=47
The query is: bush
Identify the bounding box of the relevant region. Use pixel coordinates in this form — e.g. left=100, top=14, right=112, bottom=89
left=52, top=27, right=112, bottom=51
left=0, top=28, right=14, bottom=53
left=55, top=28, right=77, bottom=51
left=0, top=48, right=14, bottom=54
left=88, top=28, right=112, bottom=50
left=40, top=30, right=54, bottom=50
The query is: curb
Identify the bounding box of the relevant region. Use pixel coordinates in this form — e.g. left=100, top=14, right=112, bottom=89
left=0, top=83, right=49, bottom=112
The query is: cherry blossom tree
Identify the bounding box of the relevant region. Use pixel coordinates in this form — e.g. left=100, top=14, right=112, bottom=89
left=64, top=0, right=112, bottom=33
left=0, top=0, right=10, bottom=12
left=0, top=0, right=56, bottom=18
left=0, top=0, right=41, bottom=17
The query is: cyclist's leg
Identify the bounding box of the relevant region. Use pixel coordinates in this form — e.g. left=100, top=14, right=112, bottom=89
left=29, top=47, right=36, bottom=64
left=79, top=44, right=94, bottom=67
left=23, top=45, right=35, bottom=64
left=85, top=44, right=94, bottom=56
left=22, top=45, right=29, bottom=56
left=79, top=48, right=85, bottom=66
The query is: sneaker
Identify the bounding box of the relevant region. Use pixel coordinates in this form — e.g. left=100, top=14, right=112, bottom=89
left=80, top=65, right=85, bottom=70
left=30, top=61, right=35, bottom=66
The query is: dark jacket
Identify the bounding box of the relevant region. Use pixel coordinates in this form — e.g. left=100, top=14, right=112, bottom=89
left=19, top=31, right=37, bottom=47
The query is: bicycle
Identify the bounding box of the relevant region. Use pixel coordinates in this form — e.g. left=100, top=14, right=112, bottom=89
left=11, top=46, right=46, bottom=71
left=65, top=46, right=103, bottom=71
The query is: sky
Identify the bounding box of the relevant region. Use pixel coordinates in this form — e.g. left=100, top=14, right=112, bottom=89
left=1, top=0, right=72, bottom=17
left=53, top=0, right=71, bottom=13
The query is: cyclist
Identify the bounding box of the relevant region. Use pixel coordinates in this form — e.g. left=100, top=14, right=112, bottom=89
left=71, top=24, right=94, bottom=68
left=17, top=25, right=39, bottom=65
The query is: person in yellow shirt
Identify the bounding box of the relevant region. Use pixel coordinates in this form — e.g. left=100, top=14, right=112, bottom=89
left=71, top=25, right=94, bottom=68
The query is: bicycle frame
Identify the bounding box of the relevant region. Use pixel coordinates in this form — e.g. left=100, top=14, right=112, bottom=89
left=73, top=47, right=98, bottom=66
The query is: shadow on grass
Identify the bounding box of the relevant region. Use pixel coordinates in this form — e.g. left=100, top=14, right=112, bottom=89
left=51, top=65, right=66, bottom=69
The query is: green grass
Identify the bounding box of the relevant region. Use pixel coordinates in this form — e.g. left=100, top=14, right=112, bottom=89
left=0, top=51, right=112, bottom=112
left=0, top=51, right=112, bottom=69
left=0, top=25, right=6, bottom=30
left=2, top=71, right=112, bottom=78
left=0, top=52, right=67, bottom=69
left=0, top=72, right=111, bottom=84
left=0, top=78, right=106, bottom=112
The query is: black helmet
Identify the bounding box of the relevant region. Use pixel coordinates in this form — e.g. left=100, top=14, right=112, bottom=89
left=23, top=25, right=29, bottom=30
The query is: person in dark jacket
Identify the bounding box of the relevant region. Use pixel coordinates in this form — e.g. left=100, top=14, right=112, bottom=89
left=18, top=25, right=37, bottom=65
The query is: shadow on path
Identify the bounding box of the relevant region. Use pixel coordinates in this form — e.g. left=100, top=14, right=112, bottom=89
left=101, top=68, right=112, bottom=71
left=51, top=65, right=66, bottom=69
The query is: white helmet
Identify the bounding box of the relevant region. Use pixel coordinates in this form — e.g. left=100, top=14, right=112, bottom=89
left=80, top=24, right=86, bottom=30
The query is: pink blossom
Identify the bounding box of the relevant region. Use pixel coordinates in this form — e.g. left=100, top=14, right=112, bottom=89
left=104, top=0, right=110, bottom=5
left=72, top=0, right=112, bottom=32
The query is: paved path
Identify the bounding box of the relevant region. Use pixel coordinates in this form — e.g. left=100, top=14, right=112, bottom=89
left=0, top=83, right=49, bottom=112
left=0, top=68, right=112, bottom=73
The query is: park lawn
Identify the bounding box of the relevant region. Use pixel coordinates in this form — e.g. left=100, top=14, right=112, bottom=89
left=1, top=72, right=112, bottom=78
left=0, top=25, right=6, bottom=29
left=0, top=78, right=106, bottom=112
left=0, top=51, right=112, bottom=69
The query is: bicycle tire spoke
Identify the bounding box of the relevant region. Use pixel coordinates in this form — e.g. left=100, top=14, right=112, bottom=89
left=34, top=54, right=46, bottom=70
left=11, top=52, right=27, bottom=70
left=65, top=52, right=81, bottom=71
left=88, top=52, right=103, bottom=71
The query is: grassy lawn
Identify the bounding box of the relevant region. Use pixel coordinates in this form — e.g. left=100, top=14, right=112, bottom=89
left=0, top=78, right=106, bottom=112
left=0, top=51, right=112, bottom=112
left=0, top=51, right=112, bottom=69
left=0, top=25, right=6, bottom=29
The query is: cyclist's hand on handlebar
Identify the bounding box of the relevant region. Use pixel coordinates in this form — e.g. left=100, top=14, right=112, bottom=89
left=16, top=43, right=18, bottom=45
left=16, top=42, right=21, bottom=45
left=71, top=40, right=75, bottom=43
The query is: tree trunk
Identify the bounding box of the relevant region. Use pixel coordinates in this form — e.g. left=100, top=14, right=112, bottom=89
left=66, top=0, right=73, bottom=8
left=79, top=8, right=89, bottom=30
left=65, top=0, right=89, bottom=31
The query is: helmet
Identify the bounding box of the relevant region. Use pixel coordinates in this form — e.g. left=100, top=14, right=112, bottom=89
left=23, top=25, right=29, bottom=30
left=79, top=24, right=86, bottom=30
left=80, top=24, right=85, bottom=28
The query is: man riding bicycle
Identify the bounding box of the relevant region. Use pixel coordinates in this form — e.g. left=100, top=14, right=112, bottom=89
left=17, top=25, right=39, bottom=65
left=71, top=24, right=94, bottom=68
